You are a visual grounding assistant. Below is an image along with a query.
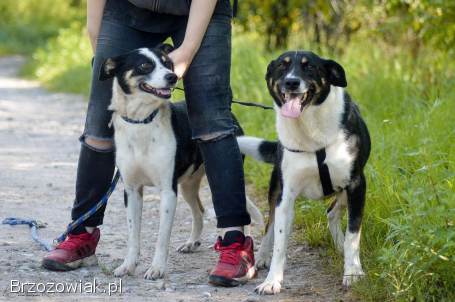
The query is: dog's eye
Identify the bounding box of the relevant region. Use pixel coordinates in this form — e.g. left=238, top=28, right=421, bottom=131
left=138, top=62, right=154, bottom=73
left=278, top=61, right=289, bottom=69
left=163, top=60, right=173, bottom=70
left=305, top=64, right=315, bottom=72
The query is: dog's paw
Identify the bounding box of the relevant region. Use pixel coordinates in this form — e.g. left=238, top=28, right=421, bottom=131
left=114, top=261, right=136, bottom=277
left=177, top=240, right=201, bottom=253
left=255, top=279, right=282, bottom=295
left=144, top=265, right=166, bottom=280
left=255, top=254, right=271, bottom=270
left=342, top=268, right=365, bottom=288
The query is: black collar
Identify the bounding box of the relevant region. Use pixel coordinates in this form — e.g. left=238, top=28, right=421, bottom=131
left=283, top=145, right=309, bottom=153
left=121, top=108, right=159, bottom=124
left=283, top=145, right=335, bottom=196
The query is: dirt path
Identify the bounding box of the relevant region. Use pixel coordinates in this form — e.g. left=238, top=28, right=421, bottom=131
left=0, top=56, right=352, bottom=301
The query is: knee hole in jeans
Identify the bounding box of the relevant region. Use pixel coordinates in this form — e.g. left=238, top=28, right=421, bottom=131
left=85, top=137, right=114, bottom=151
left=197, top=131, right=234, bottom=143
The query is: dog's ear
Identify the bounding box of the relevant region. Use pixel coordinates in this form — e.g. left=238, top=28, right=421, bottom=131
left=265, top=59, right=277, bottom=80
left=99, top=57, right=118, bottom=81
left=324, top=59, right=347, bottom=87
left=157, top=43, right=175, bottom=55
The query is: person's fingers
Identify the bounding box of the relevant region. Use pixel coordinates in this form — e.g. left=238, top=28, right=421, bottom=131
left=167, top=49, right=179, bottom=63
left=167, top=48, right=191, bottom=78
left=174, top=63, right=187, bottom=79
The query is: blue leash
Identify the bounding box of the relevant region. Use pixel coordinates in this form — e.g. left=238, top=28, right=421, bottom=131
left=2, top=170, right=121, bottom=251
left=1, top=217, right=53, bottom=251
left=54, top=170, right=121, bottom=244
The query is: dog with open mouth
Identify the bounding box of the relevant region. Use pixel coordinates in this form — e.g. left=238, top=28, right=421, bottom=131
left=99, top=45, right=263, bottom=280
left=237, top=50, right=371, bottom=294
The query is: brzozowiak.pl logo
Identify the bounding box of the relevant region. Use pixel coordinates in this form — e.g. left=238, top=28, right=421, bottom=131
left=10, top=278, right=122, bottom=296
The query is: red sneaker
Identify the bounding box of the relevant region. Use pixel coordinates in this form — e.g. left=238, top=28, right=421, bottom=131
left=208, top=234, right=256, bottom=287
left=42, top=228, right=100, bottom=271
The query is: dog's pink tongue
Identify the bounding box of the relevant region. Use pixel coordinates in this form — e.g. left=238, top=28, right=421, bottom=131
left=281, top=97, right=301, bottom=118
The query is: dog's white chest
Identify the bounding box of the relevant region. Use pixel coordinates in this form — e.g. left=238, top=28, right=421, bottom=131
left=281, top=134, right=354, bottom=200
left=282, top=151, right=321, bottom=199
left=114, top=116, right=176, bottom=188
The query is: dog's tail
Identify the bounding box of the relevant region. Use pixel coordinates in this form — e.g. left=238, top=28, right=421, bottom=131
left=237, top=136, right=278, bottom=164
left=246, top=197, right=264, bottom=229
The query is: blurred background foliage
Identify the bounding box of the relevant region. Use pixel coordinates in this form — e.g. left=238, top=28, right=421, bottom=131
left=0, top=1, right=454, bottom=301
left=237, top=0, right=455, bottom=55
left=0, top=0, right=85, bottom=54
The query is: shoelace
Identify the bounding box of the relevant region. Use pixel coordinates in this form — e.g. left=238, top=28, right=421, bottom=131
left=214, top=240, right=243, bottom=265
left=57, top=233, right=92, bottom=250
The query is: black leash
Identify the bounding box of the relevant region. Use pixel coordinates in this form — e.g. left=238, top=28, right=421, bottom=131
left=231, top=100, right=273, bottom=110
left=173, top=86, right=274, bottom=110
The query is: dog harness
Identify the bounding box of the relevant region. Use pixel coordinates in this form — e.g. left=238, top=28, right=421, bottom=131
left=283, top=145, right=335, bottom=196
left=121, top=108, right=159, bottom=124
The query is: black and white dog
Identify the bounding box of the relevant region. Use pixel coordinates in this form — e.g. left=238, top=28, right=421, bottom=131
left=99, top=45, right=262, bottom=280
left=237, top=51, right=371, bottom=294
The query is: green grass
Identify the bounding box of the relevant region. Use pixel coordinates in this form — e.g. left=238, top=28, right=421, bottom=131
left=1, top=14, right=454, bottom=301
left=21, top=22, right=93, bottom=95
left=0, top=0, right=84, bottom=55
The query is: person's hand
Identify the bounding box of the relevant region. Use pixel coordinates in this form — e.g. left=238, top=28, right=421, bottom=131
left=168, top=44, right=197, bottom=79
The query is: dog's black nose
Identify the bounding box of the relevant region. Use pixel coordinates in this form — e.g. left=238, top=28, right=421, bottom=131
left=284, top=78, right=301, bottom=91
left=165, top=73, right=178, bottom=85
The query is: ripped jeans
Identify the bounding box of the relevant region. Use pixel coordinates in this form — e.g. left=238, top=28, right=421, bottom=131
left=71, top=13, right=250, bottom=230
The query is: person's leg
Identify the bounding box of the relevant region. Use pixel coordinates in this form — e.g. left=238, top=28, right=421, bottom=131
left=42, top=18, right=167, bottom=271
left=172, top=13, right=250, bottom=234
left=76, top=135, right=115, bottom=236
left=172, top=12, right=254, bottom=286
left=197, top=136, right=250, bottom=229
